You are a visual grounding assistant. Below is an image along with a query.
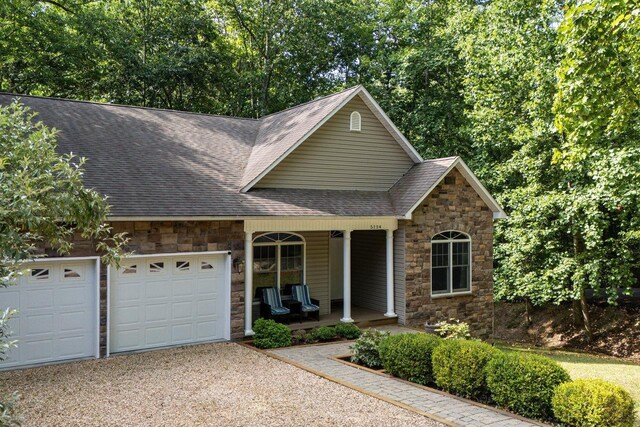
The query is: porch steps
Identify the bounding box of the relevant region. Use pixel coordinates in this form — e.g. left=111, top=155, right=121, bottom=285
left=354, top=317, right=398, bottom=329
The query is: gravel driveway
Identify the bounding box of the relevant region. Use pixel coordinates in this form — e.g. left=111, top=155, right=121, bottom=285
left=0, top=343, right=441, bottom=426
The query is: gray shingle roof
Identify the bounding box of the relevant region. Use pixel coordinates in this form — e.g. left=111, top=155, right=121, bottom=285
left=389, top=157, right=458, bottom=215
left=0, top=91, right=461, bottom=218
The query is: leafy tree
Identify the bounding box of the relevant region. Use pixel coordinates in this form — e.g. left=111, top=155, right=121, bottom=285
left=0, top=101, right=126, bottom=282
left=0, top=100, right=127, bottom=424
left=1, top=0, right=235, bottom=113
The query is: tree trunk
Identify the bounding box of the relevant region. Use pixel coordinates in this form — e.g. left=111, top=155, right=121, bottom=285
left=580, top=289, right=593, bottom=343
left=573, top=232, right=593, bottom=342
left=572, top=300, right=582, bottom=326
left=524, top=298, right=532, bottom=325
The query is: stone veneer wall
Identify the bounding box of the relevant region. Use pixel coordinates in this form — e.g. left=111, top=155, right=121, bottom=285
left=58, top=220, right=246, bottom=354
left=403, top=168, right=494, bottom=338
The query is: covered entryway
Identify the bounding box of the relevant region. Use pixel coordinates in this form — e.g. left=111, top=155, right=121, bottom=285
left=0, top=257, right=99, bottom=369
left=109, top=252, right=230, bottom=354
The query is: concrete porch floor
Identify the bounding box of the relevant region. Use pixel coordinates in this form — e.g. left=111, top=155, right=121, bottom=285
left=284, top=306, right=398, bottom=332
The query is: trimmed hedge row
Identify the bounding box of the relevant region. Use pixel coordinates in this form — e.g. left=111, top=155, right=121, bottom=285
left=486, top=352, right=570, bottom=419
left=378, top=333, right=442, bottom=385
left=432, top=339, right=500, bottom=401
left=370, top=332, right=635, bottom=425
left=553, top=379, right=635, bottom=427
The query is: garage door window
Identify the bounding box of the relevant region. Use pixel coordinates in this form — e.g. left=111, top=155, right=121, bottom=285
left=30, top=268, right=50, bottom=280
left=253, top=232, right=305, bottom=294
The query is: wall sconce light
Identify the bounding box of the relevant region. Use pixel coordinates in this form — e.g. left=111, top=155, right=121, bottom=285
left=233, top=258, right=245, bottom=273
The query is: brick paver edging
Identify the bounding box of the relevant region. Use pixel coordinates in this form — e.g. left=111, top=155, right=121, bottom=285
left=240, top=342, right=456, bottom=427
left=330, top=354, right=548, bottom=427
left=243, top=341, right=549, bottom=427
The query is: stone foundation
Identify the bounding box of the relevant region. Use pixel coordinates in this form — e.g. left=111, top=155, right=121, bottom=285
left=403, top=168, right=494, bottom=338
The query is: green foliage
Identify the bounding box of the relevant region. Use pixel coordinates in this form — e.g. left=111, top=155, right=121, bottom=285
left=432, top=340, right=500, bottom=401
left=309, top=326, right=337, bottom=342
left=0, top=309, right=21, bottom=426
left=350, top=329, right=390, bottom=369
left=486, top=352, right=571, bottom=420
left=252, top=319, right=292, bottom=349
left=0, top=102, right=127, bottom=285
left=552, top=379, right=636, bottom=427
left=0, top=309, right=17, bottom=361
left=0, top=391, right=21, bottom=427
left=378, top=333, right=442, bottom=385
left=335, top=323, right=361, bottom=340
left=434, top=319, right=472, bottom=340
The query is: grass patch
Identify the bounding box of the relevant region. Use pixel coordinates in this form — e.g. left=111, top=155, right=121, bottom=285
left=497, top=343, right=640, bottom=425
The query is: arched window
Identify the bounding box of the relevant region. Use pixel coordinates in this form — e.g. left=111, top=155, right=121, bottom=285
left=431, top=231, right=471, bottom=296
left=350, top=111, right=361, bottom=131
left=253, top=232, right=305, bottom=294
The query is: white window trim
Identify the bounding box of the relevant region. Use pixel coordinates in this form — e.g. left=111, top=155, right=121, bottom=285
left=431, top=231, right=472, bottom=297
left=350, top=111, right=361, bottom=131
left=253, top=232, right=306, bottom=291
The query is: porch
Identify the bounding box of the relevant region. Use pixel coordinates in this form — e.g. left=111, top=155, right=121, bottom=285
left=243, top=217, right=405, bottom=336
left=286, top=305, right=397, bottom=332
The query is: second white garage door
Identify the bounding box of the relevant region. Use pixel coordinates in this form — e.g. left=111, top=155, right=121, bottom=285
left=109, top=253, right=229, bottom=354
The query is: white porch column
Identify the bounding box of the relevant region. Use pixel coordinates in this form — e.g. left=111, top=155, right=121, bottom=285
left=385, top=229, right=397, bottom=317
left=341, top=230, right=354, bottom=323
left=244, top=232, right=254, bottom=336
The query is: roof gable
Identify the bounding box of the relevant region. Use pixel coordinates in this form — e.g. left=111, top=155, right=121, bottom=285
left=253, top=94, right=416, bottom=191
left=240, top=86, right=422, bottom=192
left=389, top=157, right=506, bottom=219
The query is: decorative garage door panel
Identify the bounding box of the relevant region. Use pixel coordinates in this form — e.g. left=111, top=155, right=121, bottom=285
left=0, top=259, right=98, bottom=369
left=110, top=254, right=227, bottom=353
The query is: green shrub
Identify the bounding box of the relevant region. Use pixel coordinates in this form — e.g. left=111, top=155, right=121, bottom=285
left=252, top=319, right=292, bottom=349
left=335, top=323, right=361, bottom=339
left=291, top=329, right=308, bottom=345
left=486, top=352, right=570, bottom=420
left=432, top=339, right=500, bottom=401
left=552, top=379, right=635, bottom=427
left=350, top=329, right=390, bottom=369
left=434, top=319, right=472, bottom=340
left=379, top=333, right=442, bottom=385
left=310, top=326, right=337, bottom=342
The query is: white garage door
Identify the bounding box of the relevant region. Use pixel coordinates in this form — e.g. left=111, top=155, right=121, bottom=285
left=0, top=258, right=99, bottom=369
left=109, top=253, right=229, bottom=354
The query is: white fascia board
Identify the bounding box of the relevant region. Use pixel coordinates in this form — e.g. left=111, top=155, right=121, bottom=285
left=402, top=160, right=459, bottom=219
left=29, top=256, right=101, bottom=263
left=108, top=215, right=398, bottom=221
left=120, top=251, right=231, bottom=259
left=454, top=158, right=507, bottom=219
left=240, top=87, right=363, bottom=193
left=357, top=87, right=423, bottom=163
left=108, top=216, right=246, bottom=221
left=402, top=158, right=507, bottom=220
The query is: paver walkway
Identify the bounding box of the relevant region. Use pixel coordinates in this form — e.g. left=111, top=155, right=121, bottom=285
left=268, top=333, right=542, bottom=427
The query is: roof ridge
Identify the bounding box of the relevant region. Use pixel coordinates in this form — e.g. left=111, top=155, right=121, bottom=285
left=258, top=85, right=361, bottom=119
left=421, top=155, right=460, bottom=163
left=0, top=92, right=260, bottom=122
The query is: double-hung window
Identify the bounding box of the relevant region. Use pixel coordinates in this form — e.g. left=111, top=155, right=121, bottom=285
left=431, top=231, right=471, bottom=296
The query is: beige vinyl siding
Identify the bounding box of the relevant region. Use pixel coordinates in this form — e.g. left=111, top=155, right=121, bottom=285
left=301, top=231, right=330, bottom=315
left=394, top=224, right=406, bottom=324
left=255, top=95, right=415, bottom=191
left=351, top=230, right=387, bottom=313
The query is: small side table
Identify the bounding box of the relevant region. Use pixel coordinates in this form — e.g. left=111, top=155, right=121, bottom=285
left=286, top=300, right=302, bottom=323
